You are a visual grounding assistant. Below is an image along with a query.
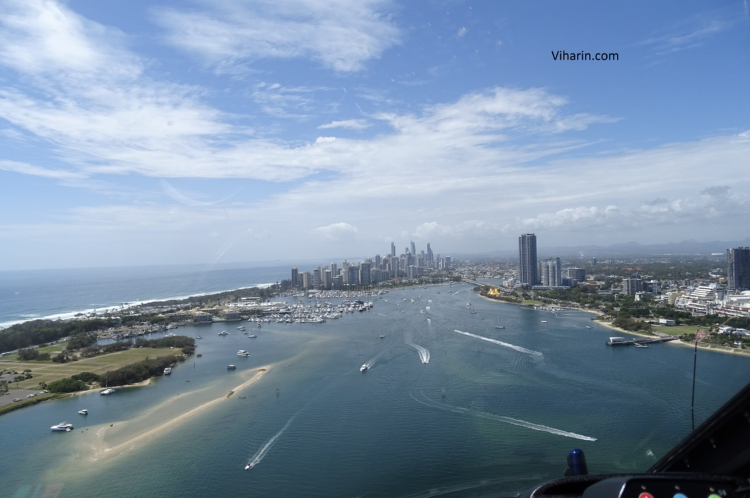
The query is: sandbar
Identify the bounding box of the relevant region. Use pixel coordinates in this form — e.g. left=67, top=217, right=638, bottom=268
left=90, top=365, right=271, bottom=459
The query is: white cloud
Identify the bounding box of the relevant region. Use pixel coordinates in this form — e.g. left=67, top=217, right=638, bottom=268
left=153, top=0, right=401, bottom=73
left=639, top=18, right=728, bottom=55
left=317, top=119, right=371, bottom=130
left=313, top=222, right=358, bottom=240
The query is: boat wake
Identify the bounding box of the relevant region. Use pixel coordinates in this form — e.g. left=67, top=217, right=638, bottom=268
left=454, top=330, right=543, bottom=359
left=245, top=412, right=298, bottom=470
left=406, top=342, right=430, bottom=363
left=410, top=393, right=596, bottom=442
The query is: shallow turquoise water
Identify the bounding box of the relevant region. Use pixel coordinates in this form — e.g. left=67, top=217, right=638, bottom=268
left=3, top=284, right=749, bottom=498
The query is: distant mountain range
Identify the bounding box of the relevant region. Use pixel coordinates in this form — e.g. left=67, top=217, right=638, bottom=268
left=456, top=238, right=750, bottom=260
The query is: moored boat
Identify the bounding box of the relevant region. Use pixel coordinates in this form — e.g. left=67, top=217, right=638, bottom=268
left=51, top=422, right=74, bottom=431
left=78, top=409, right=88, bottom=415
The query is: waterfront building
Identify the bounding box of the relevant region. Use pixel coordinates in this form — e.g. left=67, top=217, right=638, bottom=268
left=623, top=275, right=643, bottom=296
left=411, top=241, right=416, bottom=257
left=374, top=255, right=381, bottom=270
left=291, top=267, right=298, bottom=288
left=348, top=265, right=359, bottom=286
left=427, top=243, right=434, bottom=267
left=313, top=267, right=321, bottom=289
left=333, top=275, right=343, bottom=290
left=360, top=260, right=372, bottom=286
left=727, top=247, right=750, bottom=291
left=324, top=270, right=332, bottom=290
left=518, top=233, right=538, bottom=286
left=301, top=271, right=312, bottom=289
left=540, top=258, right=561, bottom=286
left=568, top=268, right=585, bottom=284
left=342, top=261, right=349, bottom=285
left=391, top=242, right=396, bottom=257
left=330, top=263, right=337, bottom=280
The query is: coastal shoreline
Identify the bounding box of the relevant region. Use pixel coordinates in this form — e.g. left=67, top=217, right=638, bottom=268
left=478, top=291, right=750, bottom=357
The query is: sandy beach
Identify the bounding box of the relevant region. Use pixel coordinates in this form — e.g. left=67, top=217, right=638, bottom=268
left=85, top=365, right=271, bottom=460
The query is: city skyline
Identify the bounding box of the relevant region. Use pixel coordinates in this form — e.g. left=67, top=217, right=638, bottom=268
left=1, top=1, right=748, bottom=270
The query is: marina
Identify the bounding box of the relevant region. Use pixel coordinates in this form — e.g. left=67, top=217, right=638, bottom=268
left=2, top=283, right=749, bottom=498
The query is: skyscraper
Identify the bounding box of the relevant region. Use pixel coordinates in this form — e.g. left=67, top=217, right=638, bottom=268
left=291, top=267, right=298, bottom=288
left=519, top=234, right=538, bottom=285
left=410, top=241, right=416, bottom=256
left=727, top=247, right=750, bottom=291
left=391, top=241, right=396, bottom=257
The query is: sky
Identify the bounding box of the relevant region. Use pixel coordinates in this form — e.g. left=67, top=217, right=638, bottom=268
left=0, top=0, right=748, bottom=270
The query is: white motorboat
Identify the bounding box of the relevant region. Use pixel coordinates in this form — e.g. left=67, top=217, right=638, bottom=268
left=245, top=462, right=254, bottom=470
left=248, top=334, right=257, bottom=338
left=360, top=364, right=368, bottom=372
left=100, top=388, right=115, bottom=395
left=78, top=409, right=88, bottom=415
left=164, top=367, right=172, bottom=375
left=227, top=365, right=236, bottom=370
left=218, top=330, right=229, bottom=336
left=495, top=325, right=505, bottom=329
left=237, top=350, right=249, bottom=356
left=51, top=422, right=74, bottom=431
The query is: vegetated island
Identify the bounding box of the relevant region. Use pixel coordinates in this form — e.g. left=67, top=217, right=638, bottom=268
left=0, top=335, right=195, bottom=416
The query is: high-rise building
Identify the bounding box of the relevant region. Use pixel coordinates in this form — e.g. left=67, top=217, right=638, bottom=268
left=391, top=242, right=396, bottom=257
left=359, top=260, right=371, bottom=286
left=313, top=267, right=321, bottom=289
left=568, top=268, right=586, bottom=284
left=540, top=258, right=561, bottom=286
left=623, top=275, right=643, bottom=296
left=330, top=263, right=338, bottom=280
left=301, top=271, right=312, bottom=289
left=411, top=241, right=416, bottom=256
left=727, top=247, right=750, bottom=291
left=519, top=234, right=538, bottom=285
left=348, top=265, right=359, bottom=286
left=324, top=270, right=332, bottom=290
left=444, top=256, right=451, bottom=268
left=427, top=243, right=433, bottom=265
left=374, top=254, right=381, bottom=270
left=291, top=267, right=298, bottom=288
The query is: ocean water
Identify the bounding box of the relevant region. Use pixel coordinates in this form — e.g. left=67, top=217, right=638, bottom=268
left=2, top=283, right=750, bottom=497
left=0, top=263, right=290, bottom=327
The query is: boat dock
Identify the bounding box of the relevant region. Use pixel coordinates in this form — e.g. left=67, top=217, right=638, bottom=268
left=606, top=333, right=680, bottom=347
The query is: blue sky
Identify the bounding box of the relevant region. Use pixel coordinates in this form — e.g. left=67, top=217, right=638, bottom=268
left=0, top=0, right=748, bottom=269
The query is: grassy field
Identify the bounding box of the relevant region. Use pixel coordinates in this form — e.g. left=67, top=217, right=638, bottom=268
left=521, top=300, right=544, bottom=306
left=652, top=324, right=701, bottom=336
left=0, top=347, right=171, bottom=389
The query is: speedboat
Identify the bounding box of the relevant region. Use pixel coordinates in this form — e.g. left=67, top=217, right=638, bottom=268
left=164, top=367, right=172, bottom=375
left=495, top=325, right=505, bottom=329
left=227, top=365, right=236, bottom=370
left=541, top=320, right=547, bottom=323
left=379, top=335, right=384, bottom=339
left=360, top=364, right=368, bottom=372
left=248, top=334, right=257, bottom=338
left=78, top=409, right=88, bottom=415
left=218, top=330, right=229, bottom=336
left=100, top=388, right=115, bottom=395
left=237, top=350, right=249, bottom=356
left=245, top=462, right=254, bottom=470
left=51, top=422, right=74, bottom=431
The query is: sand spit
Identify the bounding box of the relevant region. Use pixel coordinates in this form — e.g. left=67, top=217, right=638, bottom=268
left=89, top=366, right=271, bottom=459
